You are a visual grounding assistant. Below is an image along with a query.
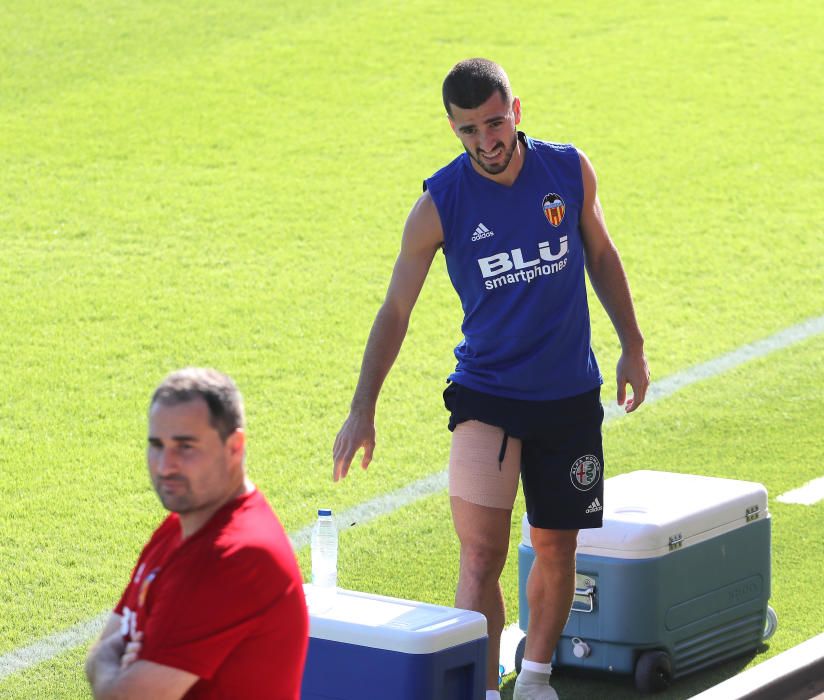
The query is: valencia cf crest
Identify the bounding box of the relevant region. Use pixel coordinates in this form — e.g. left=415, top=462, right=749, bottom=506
left=542, top=193, right=565, bottom=227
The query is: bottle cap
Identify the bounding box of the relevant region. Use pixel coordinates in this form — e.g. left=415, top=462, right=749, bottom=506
left=317, top=508, right=332, bottom=516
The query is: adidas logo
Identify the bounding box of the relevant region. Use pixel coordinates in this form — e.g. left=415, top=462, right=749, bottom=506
left=471, top=222, right=495, bottom=241
left=585, top=498, right=603, bottom=514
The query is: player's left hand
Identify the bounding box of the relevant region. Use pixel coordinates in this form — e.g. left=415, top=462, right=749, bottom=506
left=616, top=349, right=650, bottom=412
left=120, top=631, right=143, bottom=669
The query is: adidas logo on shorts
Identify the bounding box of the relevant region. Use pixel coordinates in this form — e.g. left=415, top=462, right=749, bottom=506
left=585, top=498, right=603, bottom=514
left=471, top=222, right=495, bottom=241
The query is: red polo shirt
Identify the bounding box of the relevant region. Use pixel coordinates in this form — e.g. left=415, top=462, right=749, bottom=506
left=115, top=490, right=308, bottom=699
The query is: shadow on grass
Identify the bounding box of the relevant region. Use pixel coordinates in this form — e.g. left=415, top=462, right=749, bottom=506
left=500, top=645, right=766, bottom=699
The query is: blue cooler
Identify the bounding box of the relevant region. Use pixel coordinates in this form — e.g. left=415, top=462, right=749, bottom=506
left=302, top=586, right=487, bottom=700
left=516, top=470, right=776, bottom=693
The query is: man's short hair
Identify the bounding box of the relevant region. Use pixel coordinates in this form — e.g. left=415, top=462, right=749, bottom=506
left=442, top=58, right=513, bottom=117
left=151, top=368, right=245, bottom=441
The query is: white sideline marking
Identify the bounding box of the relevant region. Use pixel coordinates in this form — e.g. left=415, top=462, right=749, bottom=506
left=1, top=313, right=823, bottom=681
left=603, top=313, right=824, bottom=421
left=289, top=470, right=449, bottom=550
left=0, top=613, right=109, bottom=681
left=777, top=477, right=824, bottom=505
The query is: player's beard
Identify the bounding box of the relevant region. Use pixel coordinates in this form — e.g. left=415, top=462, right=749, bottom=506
left=153, top=457, right=225, bottom=515
left=466, top=127, right=519, bottom=175
left=154, top=474, right=196, bottom=513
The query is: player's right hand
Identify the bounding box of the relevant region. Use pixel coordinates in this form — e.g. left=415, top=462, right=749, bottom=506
left=332, top=412, right=375, bottom=482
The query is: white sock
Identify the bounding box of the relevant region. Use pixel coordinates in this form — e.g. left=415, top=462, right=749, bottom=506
left=521, top=659, right=553, bottom=675
left=514, top=665, right=559, bottom=700
left=486, top=691, right=502, bottom=700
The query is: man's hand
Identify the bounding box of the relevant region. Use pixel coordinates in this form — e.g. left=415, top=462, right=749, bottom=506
left=87, top=628, right=198, bottom=699
left=120, top=631, right=143, bottom=670
left=86, top=628, right=126, bottom=677
left=86, top=629, right=126, bottom=696
left=616, top=350, right=650, bottom=412
left=332, top=411, right=375, bottom=481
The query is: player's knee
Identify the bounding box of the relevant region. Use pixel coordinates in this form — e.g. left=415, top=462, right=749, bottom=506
left=459, top=539, right=508, bottom=579
left=531, top=530, right=577, bottom=565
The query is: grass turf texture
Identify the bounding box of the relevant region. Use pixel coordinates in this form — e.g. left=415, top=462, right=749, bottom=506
left=0, top=0, right=822, bottom=697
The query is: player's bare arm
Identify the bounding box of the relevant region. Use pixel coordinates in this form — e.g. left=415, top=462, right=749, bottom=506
left=86, top=615, right=198, bottom=700
left=333, top=192, right=443, bottom=481
left=578, top=150, right=650, bottom=412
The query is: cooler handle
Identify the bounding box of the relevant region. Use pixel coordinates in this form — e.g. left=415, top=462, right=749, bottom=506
left=572, top=584, right=596, bottom=613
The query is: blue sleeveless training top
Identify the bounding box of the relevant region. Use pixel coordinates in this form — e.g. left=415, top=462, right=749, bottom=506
left=424, top=134, right=602, bottom=400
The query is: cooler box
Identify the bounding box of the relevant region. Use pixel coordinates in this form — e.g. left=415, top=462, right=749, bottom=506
left=517, top=470, right=775, bottom=693
left=301, top=586, right=487, bottom=700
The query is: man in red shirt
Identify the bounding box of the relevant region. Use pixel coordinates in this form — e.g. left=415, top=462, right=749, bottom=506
left=85, top=368, right=308, bottom=699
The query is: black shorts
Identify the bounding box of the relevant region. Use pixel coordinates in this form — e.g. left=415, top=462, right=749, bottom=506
left=443, top=382, right=605, bottom=530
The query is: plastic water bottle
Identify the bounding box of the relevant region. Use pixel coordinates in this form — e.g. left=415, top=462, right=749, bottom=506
left=310, top=508, right=338, bottom=612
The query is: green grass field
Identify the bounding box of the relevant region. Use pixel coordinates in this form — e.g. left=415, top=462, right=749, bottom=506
left=1, top=0, right=822, bottom=697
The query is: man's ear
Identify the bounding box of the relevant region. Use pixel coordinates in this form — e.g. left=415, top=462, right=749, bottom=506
left=226, top=429, right=246, bottom=466
left=513, top=97, right=522, bottom=126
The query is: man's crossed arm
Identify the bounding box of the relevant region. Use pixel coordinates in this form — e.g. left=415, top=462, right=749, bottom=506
left=85, top=613, right=198, bottom=700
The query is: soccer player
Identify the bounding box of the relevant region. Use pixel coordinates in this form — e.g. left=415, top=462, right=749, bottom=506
left=86, top=368, right=308, bottom=700
left=332, top=59, right=649, bottom=700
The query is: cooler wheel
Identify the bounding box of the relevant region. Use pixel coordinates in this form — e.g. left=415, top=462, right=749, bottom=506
left=514, top=635, right=526, bottom=674
left=634, top=650, right=672, bottom=694
left=763, top=605, right=778, bottom=641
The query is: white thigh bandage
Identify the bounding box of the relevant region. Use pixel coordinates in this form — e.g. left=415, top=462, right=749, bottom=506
left=449, top=420, right=521, bottom=510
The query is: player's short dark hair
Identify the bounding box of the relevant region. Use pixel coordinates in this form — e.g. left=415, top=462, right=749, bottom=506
left=151, top=368, right=245, bottom=441
left=442, top=58, right=513, bottom=117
